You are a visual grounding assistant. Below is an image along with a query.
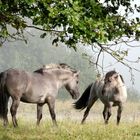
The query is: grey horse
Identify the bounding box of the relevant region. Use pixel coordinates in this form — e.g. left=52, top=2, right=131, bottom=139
left=0, top=63, right=80, bottom=127
left=74, top=70, right=127, bottom=125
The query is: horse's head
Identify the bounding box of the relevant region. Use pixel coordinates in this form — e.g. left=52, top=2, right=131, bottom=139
left=102, top=71, right=124, bottom=95
left=65, top=71, right=80, bottom=100
left=38, top=63, right=80, bottom=99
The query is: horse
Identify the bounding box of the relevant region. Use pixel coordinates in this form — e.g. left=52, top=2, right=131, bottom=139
left=0, top=63, right=80, bottom=127
left=74, top=70, right=127, bottom=125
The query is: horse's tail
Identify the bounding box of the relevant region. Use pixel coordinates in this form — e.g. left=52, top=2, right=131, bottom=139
left=0, top=72, right=9, bottom=119
left=73, top=83, right=93, bottom=110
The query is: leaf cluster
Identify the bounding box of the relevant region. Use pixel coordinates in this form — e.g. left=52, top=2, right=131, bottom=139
left=0, top=0, right=139, bottom=48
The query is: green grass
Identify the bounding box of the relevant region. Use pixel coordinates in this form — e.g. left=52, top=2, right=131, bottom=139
left=1, top=101, right=140, bottom=140
left=0, top=120, right=140, bottom=140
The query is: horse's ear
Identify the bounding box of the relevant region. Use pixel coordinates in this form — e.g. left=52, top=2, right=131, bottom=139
left=119, top=74, right=124, bottom=83
left=74, top=71, right=80, bottom=77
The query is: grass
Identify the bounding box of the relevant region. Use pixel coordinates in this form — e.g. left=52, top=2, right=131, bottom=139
left=0, top=101, right=140, bottom=140
left=0, top=120, right=140, bottom=140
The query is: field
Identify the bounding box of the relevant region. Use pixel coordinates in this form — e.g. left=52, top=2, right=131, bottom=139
left=0, top=100, right=140, bottom=140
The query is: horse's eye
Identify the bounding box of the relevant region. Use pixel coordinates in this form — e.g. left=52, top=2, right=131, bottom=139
left=77, top=81, right=79, bottom=84
left=115, top=75, right=118, bottom=79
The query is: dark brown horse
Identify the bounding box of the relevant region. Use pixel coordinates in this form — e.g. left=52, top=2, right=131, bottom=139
left=74, top=70, right=127, bottom=125
left=0, top=63, right=80, bottom=127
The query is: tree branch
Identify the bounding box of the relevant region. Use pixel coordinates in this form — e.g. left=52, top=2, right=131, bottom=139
left=96, top=42, right=140, bottom=73
left=26, top=25, right=64, bottom=33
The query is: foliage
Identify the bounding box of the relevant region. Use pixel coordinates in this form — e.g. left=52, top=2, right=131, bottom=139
left=0, top=30, right=96, bottom=99
left=0, top=0, right=140, bottom=76
left=0, top=0, right=139, bottom=48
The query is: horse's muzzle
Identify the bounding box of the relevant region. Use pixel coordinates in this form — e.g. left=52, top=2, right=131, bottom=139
left=72, top=91, right=80, bottom=100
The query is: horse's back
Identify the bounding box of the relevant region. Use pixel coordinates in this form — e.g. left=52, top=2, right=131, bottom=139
left=92, top=79, right=104, bottom=96
left=94, top=77, right=127, bottom=104
left=1, top=69, right=31, bottom=94
left=92, top=79, right=116, bottom=103
left=5, top=68, right=29, bottom=83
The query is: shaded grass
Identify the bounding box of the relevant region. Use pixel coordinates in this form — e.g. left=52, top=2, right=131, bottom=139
left=0, top=120, right=140, bottom=140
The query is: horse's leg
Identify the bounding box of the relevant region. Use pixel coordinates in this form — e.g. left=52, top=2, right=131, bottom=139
left=103, top=105, right=112, bottom=124
left=3, top=96, right=10, bottom=127
left=10, top=98, right=20, bottom=127
left=47, top=96, right=57, bottom=126
left=36, top=103, right=43, bottom=125
left=107, top=107, right=112, bottom=123
left=81, top=96, right=98, bottom=124
left=3, top=108, right=9, bottom=127
left=103, top=105, right=108, bottom=124
left=117, top=103, right=123, bottom=125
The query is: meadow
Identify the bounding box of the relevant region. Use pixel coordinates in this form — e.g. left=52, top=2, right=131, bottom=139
left=0, top=100, right=140, bottom=140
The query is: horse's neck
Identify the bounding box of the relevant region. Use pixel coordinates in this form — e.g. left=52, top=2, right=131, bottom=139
left=116, top=78, right=127, bottom=100
left=117, top=81, right=125, bottom=92
left=59, top=72, right=72, bottom=83
left=117, top=77, right=125, bottom=87
left=93, top=79, right=104, bottom=95
left=118, top=85, right=127, bottom=102
left=50, top=69, right=72, bottom=88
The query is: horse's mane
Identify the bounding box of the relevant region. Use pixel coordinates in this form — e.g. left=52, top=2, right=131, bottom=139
left=105, top=70, right=124, bottom=83
left=119, top=74, right=124, bottom=83
left=34, top=63, right=77, bottom=74
left=59, top=63, right=77, bottom=73
left=43, top=63, right=61, bottom=69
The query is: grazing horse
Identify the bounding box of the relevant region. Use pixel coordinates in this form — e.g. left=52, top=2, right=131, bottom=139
left=0, top=63, right=80, bottom=127
left=74, top=70, right=127, bottom=125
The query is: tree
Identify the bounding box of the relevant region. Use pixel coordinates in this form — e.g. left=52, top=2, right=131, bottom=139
left=0, top=30, right=97, bottom=99
left=0, top=0, right=140, bottom=73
